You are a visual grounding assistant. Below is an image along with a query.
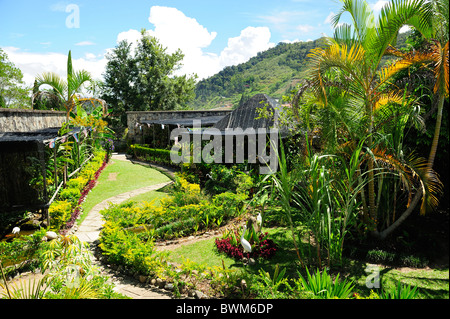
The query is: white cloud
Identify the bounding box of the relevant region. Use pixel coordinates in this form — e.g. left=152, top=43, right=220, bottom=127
left=296, top=25, right=314, bottom=33
left=146, top=6, right=220, bottom=79
left=147, top=6, right=217, bottom=54
left=3, top=46, right=106, bottom=88
left=129, top=6, right=275, bottom=80
left=116, top=29, right=142, bottom=48
left=219, top=26, right=275, bottom=68
left=5, top=6, right=277, bottom=87
left=280, top=39, right=302, bottom=44
left=399, top=25, right=412, bottom=33
left=75, top=41, right=96, bottom=46
left=371, top=0, right=389, bottom=14
left=324, top=12, right=335, bottom=25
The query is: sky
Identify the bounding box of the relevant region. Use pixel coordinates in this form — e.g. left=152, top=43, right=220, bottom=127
left=0, top=0, right=399, bottom=87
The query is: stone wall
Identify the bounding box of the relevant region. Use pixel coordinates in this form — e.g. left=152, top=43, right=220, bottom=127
left=0, top=108, right=66, bottom=132
left=127, top=110, right=232, bottom=143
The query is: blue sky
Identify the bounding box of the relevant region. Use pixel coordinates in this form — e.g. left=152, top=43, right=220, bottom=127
left=0, top=0, right=390, bottom=86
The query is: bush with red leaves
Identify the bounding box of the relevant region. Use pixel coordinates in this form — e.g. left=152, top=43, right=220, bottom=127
left=60, top=155, right=108, bottom=234
left=215, top=231, right=277, bottom=261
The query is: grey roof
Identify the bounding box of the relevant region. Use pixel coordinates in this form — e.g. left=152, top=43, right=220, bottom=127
left=0, top=127, right=84, bottom=145
left=213, top=94, right=282, bottom=131
left=0, top=127, right=61, bottom=144
left=140, top=115, right=225, bottom=127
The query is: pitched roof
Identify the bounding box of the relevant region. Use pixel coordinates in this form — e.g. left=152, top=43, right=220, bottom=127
left=0, top=127, right=60, bottom=144
left=213, top=94, right=282, bottom=131
left=140, top=115, right=225, bottom=127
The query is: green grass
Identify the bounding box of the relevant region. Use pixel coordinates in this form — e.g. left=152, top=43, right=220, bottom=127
left=165, top=225, right=449, bottom=299
left=349, top=266, right=450, bottom=299
left=79, top=158, right=171, bottom=224
left=166, top=226, right=301, bottom=277
left=167, top=237, right=236, bottom=269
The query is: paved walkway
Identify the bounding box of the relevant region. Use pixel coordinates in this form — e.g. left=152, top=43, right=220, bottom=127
left=75, top=181, right=172, bottom=244
left=74, top=154, right=174, bottom=299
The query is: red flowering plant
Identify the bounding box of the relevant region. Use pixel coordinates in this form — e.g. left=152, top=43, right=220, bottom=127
left=60, top=152, right=108, bottom=235
left=215, top=225, right=277, bottom=261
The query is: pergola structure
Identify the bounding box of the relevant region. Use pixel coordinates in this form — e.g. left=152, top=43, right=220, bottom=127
left=0, top=126, right=88, bottom=234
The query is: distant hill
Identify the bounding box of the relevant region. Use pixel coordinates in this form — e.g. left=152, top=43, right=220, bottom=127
left=188, top=38, right=327, bottom=109
left=188, top=32, right=411, bottom=110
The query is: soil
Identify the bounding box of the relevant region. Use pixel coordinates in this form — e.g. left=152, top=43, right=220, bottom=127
left=107, top=172, right=118, bottom=181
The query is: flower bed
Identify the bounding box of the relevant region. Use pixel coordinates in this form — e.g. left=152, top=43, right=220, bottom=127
left=215, top=230, right=278, bottom=261
left=48, top=151, right=108, bottom=234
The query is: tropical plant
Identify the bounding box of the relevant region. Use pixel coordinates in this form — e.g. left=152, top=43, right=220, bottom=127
left=0, top=276, right=49, bottom=299
left=388, top=0, right=448, bottom=171
left=252, top=264, right=288, bottom=298
left=294, top=267, right=355, bottom=299
left=34, top=50, right=93, bottom=120
left=268, top=138, right=305, bottom=267
left=294, top=0, right=442, bottom=239
left=379, top=281, right=420, bottom=299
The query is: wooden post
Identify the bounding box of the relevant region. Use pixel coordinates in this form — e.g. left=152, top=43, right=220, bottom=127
left=153, top=125, right=155, bottom=148
left=38, top=142, right=50, bottom=229
left=54, top=146, right=57, bottom=189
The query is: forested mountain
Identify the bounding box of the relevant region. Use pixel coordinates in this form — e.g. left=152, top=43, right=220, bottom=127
left=189, top=32, right=410, bottom=110
left=189, top=38, right=326, bottom=109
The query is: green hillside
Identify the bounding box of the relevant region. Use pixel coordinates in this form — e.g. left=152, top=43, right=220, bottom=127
left=188, top=32, right=411, bottom=110
left=189, top=38, right=327, bottom=109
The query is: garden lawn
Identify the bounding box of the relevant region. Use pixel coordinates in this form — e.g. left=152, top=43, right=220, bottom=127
left=166, top=227, right=301, bottom=277
left=165, top=226, right=449, bottom=299
left=79, top=158, right=172, bottom=224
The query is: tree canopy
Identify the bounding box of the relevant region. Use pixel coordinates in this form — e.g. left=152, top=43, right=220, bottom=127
left=0, top=48, right=29, bottom=109
left=102, top=29, right=197, bottom=125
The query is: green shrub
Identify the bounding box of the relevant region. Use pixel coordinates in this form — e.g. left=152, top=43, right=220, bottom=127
left=130, top=144, right=174, bottom=165
left=367, top=249, right=396, bottom=264
left=212, top=192, right=246, bottom=217
left=0, top=229, right=46, bottom=270
left=59, top=187, right=81, bottom=203
left=66, top=176, right=88, bottom=191
left=48, top=200, right=73, bottom=230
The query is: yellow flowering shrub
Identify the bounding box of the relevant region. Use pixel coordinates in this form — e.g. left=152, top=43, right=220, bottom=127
left=71, top=114, right=108, bottom=134
left=66, top=176, right=88, bottom=191
left=48, top=200, right=73, bottom=230
left=178, top=176, right=200, bottom=194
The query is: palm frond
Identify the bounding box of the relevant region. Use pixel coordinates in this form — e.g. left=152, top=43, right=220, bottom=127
left=331, top=0, right=376, bottom=46
left=0, top=276, right=49, bottom=299
left=67, top=70, right=92, bottom=98
left=371, top=148, right=443, bottom=214
left=35, top=72, right=67, bottom=98
left=307, top=43, right=366, bottom=101
left=370, top=0, right=433, bottom=65
left=378, top=50, right=434, bottom=87
left=373, top=91, right=405, bottom=111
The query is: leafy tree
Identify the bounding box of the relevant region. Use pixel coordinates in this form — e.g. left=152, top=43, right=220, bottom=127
left=0, top=48, right=30, bottom=108
left=102, top=29, right=196, bottom=125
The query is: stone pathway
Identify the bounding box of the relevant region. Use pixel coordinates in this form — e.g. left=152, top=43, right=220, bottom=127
left=75, top=181, right=172, bottom=244
left=74, top=154, right=174, bottom=299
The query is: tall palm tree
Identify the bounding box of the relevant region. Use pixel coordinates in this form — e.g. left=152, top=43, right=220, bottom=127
left=34, top=50, right=92, bottom=121
left=387, top=0, right=448, bottom=170
left=298, top=0, right=441, bottom=239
